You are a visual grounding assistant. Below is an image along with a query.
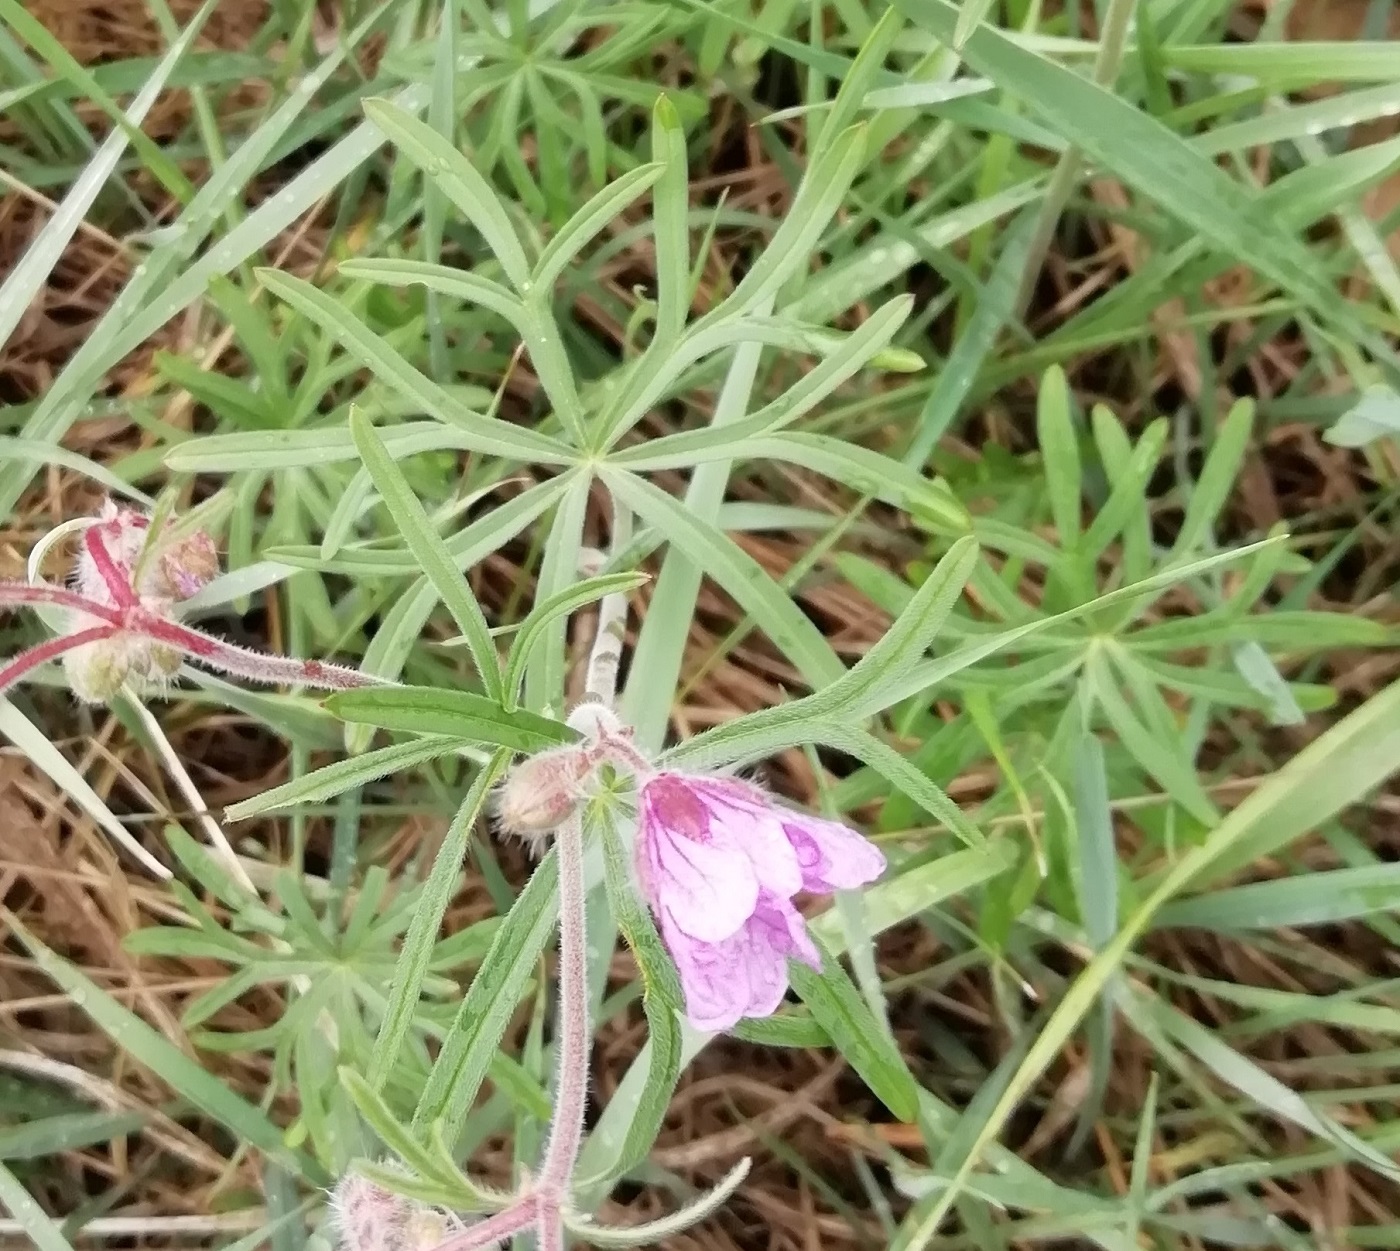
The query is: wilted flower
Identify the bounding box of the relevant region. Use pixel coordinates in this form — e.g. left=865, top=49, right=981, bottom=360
left=634, top=772, right=885, bottom=1031
left=0, top=499, right=376, bottom=703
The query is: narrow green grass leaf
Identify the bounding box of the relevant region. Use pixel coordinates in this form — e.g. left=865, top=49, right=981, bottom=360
left=905, top=210, right=1036, bottom=467
left=0, top=1111, right=147, bottom=1161
left=1126, top=986, right=1400, bottom=1182
left=889, top=0, right=1369, bottom=337
left=1088, top=650, right=1219, bottom=826
left=1156, top=863, right=1400, bottom=932
left=0, top=45, right=420, bottom=519
left=326, top=688, right=575, bottom=753
left=0, top=1161, right=75, bottom=1251
left=0, top=0, right=213, bottom=347
left=350, top=408, right=503, bottom=701
left=0, top=701, right=169, bottom=881
left=369, top=752, right=509, bottom=1089
left=225, top=737, right=466, bottom=821
left=414, top=856, right=559, bottom=1135
left=4, top=912, right=313, bottom=1179
left=894, top=673, right=1400, bottom=1240
left=790, top=931, right=918, bottom=1122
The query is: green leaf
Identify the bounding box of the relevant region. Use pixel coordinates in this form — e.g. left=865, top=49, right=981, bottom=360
left=790, top=931, right=918, bottom=1122
left=892, top=672, right=1400, bottom=1237
left=533, top=163, right=664, bottom=292
left=0, top=1110, right=147, bottom=1161
left=1323, top=385, right=1400, bottom=449
left=363, top=96, right=532, bottom=288
left=695, top=124, right=867, bottom=327
left=813, top=721, right=984, bottom=849
left=0, top=0, right=214, bottom=350
left=0, top=52, right=423, bottom=520
left=326, top=688, right=576, bottom=753
left=350, top=407, right=503, bottom=701
left=3, top=912, right=314, bottom=1180
left=224, top=733, right=464, bottom=822
left=889, top=0, right=1374, bottom=342
left=339, top=258, right=525, bottom=325
left=1037, top=365, right=1080, bottom=547
left=1124, top=986, right=1400, bottom=1183
left=650, top=94, right=691, bottom=350
left=414, top=856, right=559, bottom=1135
left=338, top=1070, right=487, bottom=1205
left=905, top=209, right=1035, bottom=468
left=604, top=468, right=845, bottom=689
left=501, top=572, right=649, bottom=707
left=0, top=1161, right=76, bottom=1251
left=1174, top=399, right=1255, bottom=556
left=258, top=271, right=573, bottom=463
left=820, top=536, right=979, bottom=716
left=582, top=817, right=684, bottom=1187
left=369, top=752, right=510, bottom=1089
left=1156, top=862, right=1400, bottom=932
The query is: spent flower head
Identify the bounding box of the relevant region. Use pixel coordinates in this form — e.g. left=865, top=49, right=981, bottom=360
left=0, top=499, right=379, bottom=703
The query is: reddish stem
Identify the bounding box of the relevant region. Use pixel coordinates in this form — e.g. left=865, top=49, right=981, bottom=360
left=0, top=582, right=122, bottom=627
left=0, top=624, right=117, bottom=696
left=428, top=1200, right=536, bottom=1251
left=84, top=526, right=137, bottom=608
left=130, top=612, right=377, bottom=690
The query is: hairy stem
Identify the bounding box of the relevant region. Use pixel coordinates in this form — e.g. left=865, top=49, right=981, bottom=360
left=427, top=1200, right=536, bottom=1251
left=84, top=526, right=137, bottom=608
left=538, top=811, right=590, bottom=1193
left=130, top=614, right=379, bottom=690
left=535, top=1198, right=564, bottom=1251
left=0, top=581, right=122, bottom=626
left=581, top=496, right=632, bottom=707
left=0, top=625, right=115, bottom=696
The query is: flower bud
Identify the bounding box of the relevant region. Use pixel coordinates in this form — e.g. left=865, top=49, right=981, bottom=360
left=63, top=638, right=132, bottom=704
left=329, top=1174, right=408, bottom=1251
left=495, top=745, right=593, bottom=843
left=154, top=529, right=219, bottom=600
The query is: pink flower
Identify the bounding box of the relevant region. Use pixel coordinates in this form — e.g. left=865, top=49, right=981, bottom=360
left=634, top=772, right=885, bottom=1031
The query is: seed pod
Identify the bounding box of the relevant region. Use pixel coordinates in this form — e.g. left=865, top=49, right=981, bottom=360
left=63, top=638, right=133, bottom=704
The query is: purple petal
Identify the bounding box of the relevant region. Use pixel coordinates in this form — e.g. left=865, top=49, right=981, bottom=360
left=780, top=813, right=886, bottom=893
left=657, top=909, right=756, bottom=1032
left=637, top=777, right=759, bottom=943
left=658, top=892, right=821, bottom=1032
left=689, top=778, right=803, bottom=898
left=639, top=824, right=757, bottom=943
